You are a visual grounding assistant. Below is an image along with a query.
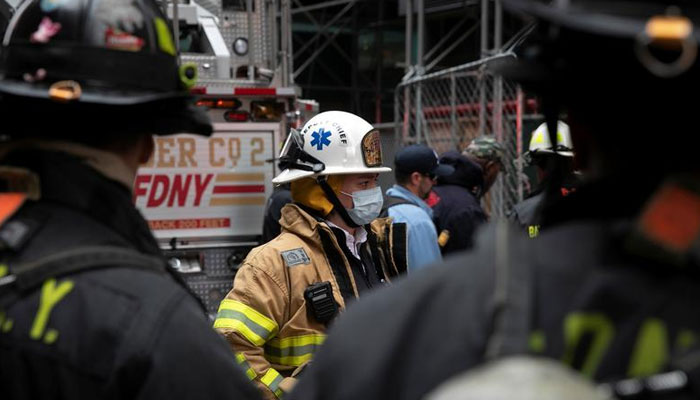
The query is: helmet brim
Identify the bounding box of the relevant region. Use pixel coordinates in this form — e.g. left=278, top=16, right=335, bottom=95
left=501, top=0, right=700, bottom=42
left=272, top=166, right=392, bottom=184
left=0, top=80, right=213, bottom=136
left=0, top=78, right=187, bottom=105
left=526, top=149, right=575, bottom=160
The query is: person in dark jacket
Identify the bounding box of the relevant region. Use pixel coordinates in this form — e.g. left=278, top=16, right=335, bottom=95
left=288, top=1, right=700, bottom=400
left=260, top=183, right=291, bottom=244
left=0, top=1, right=259, bottom=399
left=509, top=120, right=581, bottom=238
left=431, top=151, right=487, bottom=254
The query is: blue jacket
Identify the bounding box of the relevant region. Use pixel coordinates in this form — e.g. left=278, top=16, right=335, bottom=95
left=385, top=185, right=442, bottom=271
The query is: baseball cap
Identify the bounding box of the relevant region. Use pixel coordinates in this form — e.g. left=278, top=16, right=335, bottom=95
left=463, top=136, right=505, bottom=164
left=395, top=144, right=454, bottom=178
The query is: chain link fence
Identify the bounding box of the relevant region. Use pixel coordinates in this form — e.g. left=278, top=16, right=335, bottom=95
left=394, top=54, right=533, bottom=218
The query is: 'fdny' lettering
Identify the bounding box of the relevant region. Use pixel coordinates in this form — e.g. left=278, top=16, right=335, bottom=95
left=133, top=174, right=214, bottom=207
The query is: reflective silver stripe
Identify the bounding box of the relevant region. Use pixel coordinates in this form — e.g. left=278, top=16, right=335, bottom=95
left=265, top=342, right=321, bottom=358
left=235, top=352, right=256, bottom=380
left=267, top=373, right=283, bottom=393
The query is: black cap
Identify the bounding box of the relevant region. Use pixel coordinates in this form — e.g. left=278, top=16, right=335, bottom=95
left=394, top=144, right=454, bottom=178
left=437, top=150, right=484, bottom=190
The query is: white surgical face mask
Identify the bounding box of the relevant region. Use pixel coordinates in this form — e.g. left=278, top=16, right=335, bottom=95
left=341, top=186, right=384, bottom=226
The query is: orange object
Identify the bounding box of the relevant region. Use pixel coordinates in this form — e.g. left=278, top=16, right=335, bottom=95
left=639, top=185, right=700, bottom=252
left=0, top=193, right=27, bottom=226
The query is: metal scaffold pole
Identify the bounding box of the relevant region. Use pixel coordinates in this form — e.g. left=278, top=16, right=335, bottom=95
left=415, top=0, right=424, bottom=144
left=493, top=0, right=504, bottom=214
left=479, top=0, right=489, bottom=137
left=280, top=0, right=291, bottom=86
left=402, top=0, right=413, bottom=143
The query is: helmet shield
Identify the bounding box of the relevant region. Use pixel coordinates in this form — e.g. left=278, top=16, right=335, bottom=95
left=361, top=129, right=383, bottom=168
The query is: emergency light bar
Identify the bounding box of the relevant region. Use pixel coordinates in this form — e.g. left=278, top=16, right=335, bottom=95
left=191, top=87, right=297, bottom=96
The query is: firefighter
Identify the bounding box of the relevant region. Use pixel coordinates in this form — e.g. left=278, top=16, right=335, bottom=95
left=0, top=1, right=259, bottom=398
left=214, top=110, right=407, bottom=399
left=509, top=121, right=581, bottom=238
left=289, top=1, right=700, bottom=399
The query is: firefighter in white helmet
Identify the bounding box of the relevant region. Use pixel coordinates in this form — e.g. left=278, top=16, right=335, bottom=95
left=214, top=111, right=407, bottom=399
left=509, top=120, right=581, bottom=238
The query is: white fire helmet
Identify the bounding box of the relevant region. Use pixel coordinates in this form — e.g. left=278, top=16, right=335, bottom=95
left=272, top=111, right=392, bottom=184
left=527, top=121, right=574, bottom=158
left=425, top=356, right=611, bottom=400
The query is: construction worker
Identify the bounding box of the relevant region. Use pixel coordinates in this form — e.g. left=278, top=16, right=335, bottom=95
left=510, top=121, right=581, bottom=238
left=0, top=0, right=259, bottom=399
left=431, top=151, right=487, bottom=254
left=382, top=144, right=454, bottom=270
left=463, top=136, right=505, bottom=197
left=289, top=1, right=700, bottom=399
left=214, top=111, right=407, bottom=399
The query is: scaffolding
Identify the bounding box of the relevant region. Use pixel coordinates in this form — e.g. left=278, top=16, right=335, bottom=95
left=398, top=0, right=535, bottom=217
left=397, top=53, right=538, bottom=217
left=287, top=0, right=535, bottom=216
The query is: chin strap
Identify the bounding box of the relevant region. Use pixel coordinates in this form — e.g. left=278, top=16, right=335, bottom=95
left=316, top=175, right=360, bottom=228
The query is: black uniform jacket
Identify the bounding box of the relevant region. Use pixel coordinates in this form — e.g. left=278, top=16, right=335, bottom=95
left=0, top=149, right=260, bottom=399
left=289, top=175, right=700, bottom=400
left=510, top=191, right=543, bottom=228
left=432, top=151, right=486, bottom=254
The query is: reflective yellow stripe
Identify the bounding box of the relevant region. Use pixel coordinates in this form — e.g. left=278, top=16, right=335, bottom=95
left=213, top=300, right=278, bottom=346
left=265, top=334, right=326, bottom=366
left=235, top=352, right=257, bottom=380
left=218, top=300, right=278, bottom=333
left=154, top=17, right=176, bottom=56
left=268, top=334, right=326, bottom=349
left=260, top=368, right=284, bottom=399
left=0, top=264, right=7, bottom=278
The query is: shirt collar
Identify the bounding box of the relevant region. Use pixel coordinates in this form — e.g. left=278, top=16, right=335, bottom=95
left=325, top=220, right=368, bottom=259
